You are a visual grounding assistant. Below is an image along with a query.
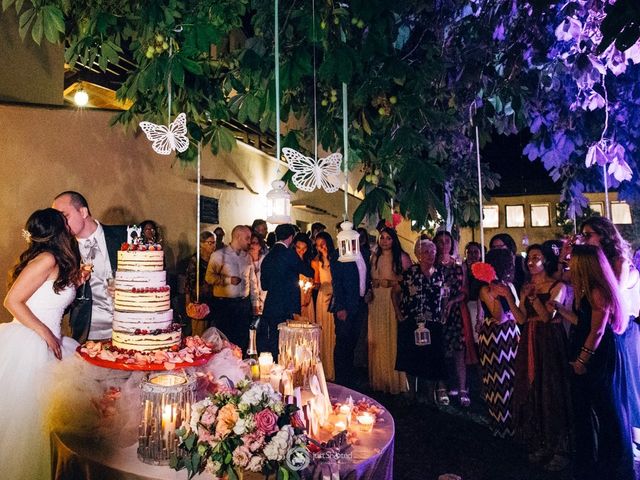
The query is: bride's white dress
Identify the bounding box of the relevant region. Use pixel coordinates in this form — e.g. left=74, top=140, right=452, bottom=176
left=0, top=280, right=77, bottom=480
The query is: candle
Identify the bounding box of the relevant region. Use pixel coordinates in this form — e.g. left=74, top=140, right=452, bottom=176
left=356, top=412, right=375, bottom=432
left=161, top=404, right=175, bottom=446
left=259, top=352, right=273, bottom=378
left=338, top=404, right=352, bottom=427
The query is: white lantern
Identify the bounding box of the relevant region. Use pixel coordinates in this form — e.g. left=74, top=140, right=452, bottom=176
left=337, top=221, right=360, bottom=262
left=266, top=180, right=292, bottom=224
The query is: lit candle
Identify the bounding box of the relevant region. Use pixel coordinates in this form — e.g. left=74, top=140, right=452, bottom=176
left=161, top=404, right=175, bottom=446
left=356, top=412, right=375, bottom=432
left=259, top=352, right=274, bottom=378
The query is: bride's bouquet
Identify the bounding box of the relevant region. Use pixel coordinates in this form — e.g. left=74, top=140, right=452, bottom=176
left=171, top=379, right=308, bottom=479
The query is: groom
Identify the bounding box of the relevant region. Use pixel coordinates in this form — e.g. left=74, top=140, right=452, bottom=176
left=53, top=191, right=127, bottom=342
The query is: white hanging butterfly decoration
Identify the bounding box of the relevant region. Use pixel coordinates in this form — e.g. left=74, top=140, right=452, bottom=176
left=139, top=112, right=189, bottom=155
left=283, top=147, right=343, bottom=193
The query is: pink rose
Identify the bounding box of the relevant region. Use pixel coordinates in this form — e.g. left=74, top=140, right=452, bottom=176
left=200, top=406, right=218, bottom=427
left=254, top=408, right=279, bottom=435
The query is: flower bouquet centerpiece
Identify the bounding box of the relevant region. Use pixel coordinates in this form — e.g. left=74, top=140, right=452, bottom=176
left=171, top=380, right=309, bottom=479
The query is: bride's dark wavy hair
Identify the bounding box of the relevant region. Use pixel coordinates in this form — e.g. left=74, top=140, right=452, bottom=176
left=10, top=208, right=81, bottom=293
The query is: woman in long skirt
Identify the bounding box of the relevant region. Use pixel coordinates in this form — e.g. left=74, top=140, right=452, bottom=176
left=477, top=248, right=520, bottom=438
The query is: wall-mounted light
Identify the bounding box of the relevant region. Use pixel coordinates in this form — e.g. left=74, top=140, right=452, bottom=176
left=73, top=89, right=89, bottom=107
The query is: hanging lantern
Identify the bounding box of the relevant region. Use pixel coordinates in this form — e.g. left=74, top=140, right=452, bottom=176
left=138, top=372, right=196, bottom=465
left=266, top=180, right=292, bottom=224
left=414, top=322, right=431, bottom=346
left=337, top=221, right=360, bottom=262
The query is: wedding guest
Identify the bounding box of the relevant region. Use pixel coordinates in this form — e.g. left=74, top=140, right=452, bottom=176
left=354, top=227, right=372, bottom=369
left=293, top=232, right=315, bottom=322
left=463, top=241, right=484, bottom=340
left=213, top=226, right=226, bottom=250
left=53, top=191, right=127, bottom=342
left=251, top=219, right=268, bottom=241
left=368, top=227, right=411, bottom=394
left=511, top=244, right=572, bottom=471
left=248, top=232, right=267, bottom=317
left=259, top=224, right=314, bottom=359
left=330, top=242, right=369, bottom=388
left=265, top=231, right=276, bottom=250
left=478, top=248, right=520, bottom=438
left=579, top=216, right=640, bottom=455
left=0, top=208, right=83, bottom=480
left=312, top=231, right=337, bottom=380
left=185, top=231, right=216, bottom=336
left=139, top=219, right=161, bottom=244
left=490, top=233, right=526, bottom=294
left=434, top=230, right=469, bottom=406
left=397, top=238, right=448, bottom=404
left=554, top=245, right=634, bottom=480
left=205, top=225, right=256, bottom=352
left=310, top=222, right=326, bottom=241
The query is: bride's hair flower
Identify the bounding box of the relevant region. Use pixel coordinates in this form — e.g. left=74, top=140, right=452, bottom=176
left=21, top=229, right=31, bottom=243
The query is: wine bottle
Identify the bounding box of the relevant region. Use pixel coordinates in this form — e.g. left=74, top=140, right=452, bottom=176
left=247, top=328, right=260, bottom=381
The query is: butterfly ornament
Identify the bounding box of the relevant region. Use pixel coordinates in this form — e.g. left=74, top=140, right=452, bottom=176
left=139, top=112, right=189, bottom=155
left=283, top=147, right=343, bottom=193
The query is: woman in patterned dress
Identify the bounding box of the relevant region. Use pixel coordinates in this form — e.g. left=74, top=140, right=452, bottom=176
left=368, top=227, right=412, bottom=394
left=510, top=244, right=572, bottom=471
left=478, top=248, right=521, bottom=438
left=434, top=230, right=468, bottom=406
left=397, top=238, right=448, bottom=403
left=313, top=232, right=336, bottom=381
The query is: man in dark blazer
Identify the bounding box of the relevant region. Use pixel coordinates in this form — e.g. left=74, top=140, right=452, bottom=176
left=53, top=191, right=127, bottom=342
left=330, top=249, right=369, bottom=388
left=259, top=224, right=314, bottom=359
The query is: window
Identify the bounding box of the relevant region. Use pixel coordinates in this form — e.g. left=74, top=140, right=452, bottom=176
left=611, top=201, right=632, bottom=224
left=530, top=204, right=550, bottom=227
left=200, top=196, right=219, bottom=224
left=482, top=205, right=499, bottom=228
left=506, top=205, right=525, bottom=228
left=589, top=202, right=604, bottom=216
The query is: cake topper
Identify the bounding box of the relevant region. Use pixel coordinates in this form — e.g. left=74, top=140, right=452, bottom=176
left=127, top=225, right=142, bottom=244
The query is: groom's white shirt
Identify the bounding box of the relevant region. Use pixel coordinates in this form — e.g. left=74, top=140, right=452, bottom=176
left=78, top=220, right=114, bottom=340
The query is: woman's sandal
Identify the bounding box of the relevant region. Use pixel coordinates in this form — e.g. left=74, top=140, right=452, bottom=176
left=459, top=389, right=471, bottom=407
left=435, top=388, right=450, bottom=406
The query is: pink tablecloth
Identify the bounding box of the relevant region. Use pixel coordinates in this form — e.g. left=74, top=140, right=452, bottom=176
left=52, top=384, right=394, bottom=480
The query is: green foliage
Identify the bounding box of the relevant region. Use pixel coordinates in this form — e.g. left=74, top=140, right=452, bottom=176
left=12, top=0, right=514, bottom=228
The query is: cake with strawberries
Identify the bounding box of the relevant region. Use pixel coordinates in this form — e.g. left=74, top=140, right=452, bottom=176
left=111, top=240, right=181, bottom=352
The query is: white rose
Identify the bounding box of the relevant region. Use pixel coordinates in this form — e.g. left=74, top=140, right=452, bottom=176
left=264, top=441, right=280, bottom=461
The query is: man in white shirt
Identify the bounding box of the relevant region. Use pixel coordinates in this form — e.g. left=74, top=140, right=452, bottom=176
left=53, top=191, right=126, bottom=342
left=205, top=224, right=257, bottom=352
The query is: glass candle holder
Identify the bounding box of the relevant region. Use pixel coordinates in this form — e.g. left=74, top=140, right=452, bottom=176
left=258, top=352, right=273, bottom=378
left=356, top=412, right=375, bottom=433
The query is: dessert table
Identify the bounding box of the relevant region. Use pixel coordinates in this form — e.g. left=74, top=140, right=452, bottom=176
left=51, top=384, right=394, bottom=480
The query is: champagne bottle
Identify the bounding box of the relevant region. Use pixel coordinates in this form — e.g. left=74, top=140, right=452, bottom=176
left=247, top=328, right=260, bottom=381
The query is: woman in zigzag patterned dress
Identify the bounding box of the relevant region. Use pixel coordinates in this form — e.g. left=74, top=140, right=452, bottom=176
left=477, top=249, right=520, bottom=438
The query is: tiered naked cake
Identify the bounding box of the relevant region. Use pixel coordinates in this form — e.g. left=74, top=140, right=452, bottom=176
left=112, top=244, right=181, bottom=352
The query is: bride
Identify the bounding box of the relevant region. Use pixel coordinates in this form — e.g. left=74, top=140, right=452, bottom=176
left=0, top=208, right=83, bottom=480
